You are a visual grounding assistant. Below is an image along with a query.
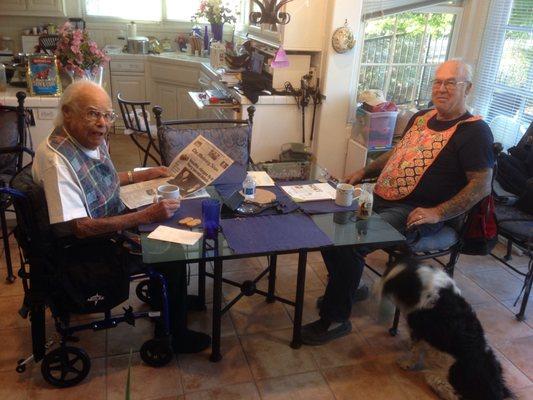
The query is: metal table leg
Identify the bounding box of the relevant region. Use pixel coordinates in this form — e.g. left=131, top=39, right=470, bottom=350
left=266, top=255, right=277, bottom=303
left=291, top=250, right=307, bottom=349
left=197, top=260, right=207, bottom=310
left=210, top=258, right=223, bottom=362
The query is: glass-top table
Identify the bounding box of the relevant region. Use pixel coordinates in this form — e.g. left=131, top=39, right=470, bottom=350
left=140, top=175, right=405, bottom=361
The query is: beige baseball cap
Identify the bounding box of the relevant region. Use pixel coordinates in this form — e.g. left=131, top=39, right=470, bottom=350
left=358, top=89, right=386, bottom=106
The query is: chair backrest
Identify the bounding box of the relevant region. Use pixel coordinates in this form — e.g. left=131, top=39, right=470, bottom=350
left=0, top=91, right=31, bottom=180
left=153, top=105, right=255, bottom=164
left=117, top=92, right=152, bottom=134
left=8, top=165, right=53, bottom=258
left=38, top=34, right=60, bottom=55
left=489, top=115, right=523, bottom=151
left=68, top=18, right=86, bottom=30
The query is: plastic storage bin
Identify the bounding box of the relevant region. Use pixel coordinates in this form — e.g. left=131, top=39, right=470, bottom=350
left=352, top=107, right=398, bottom=149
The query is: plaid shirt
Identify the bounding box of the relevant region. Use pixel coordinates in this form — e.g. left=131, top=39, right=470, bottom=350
left=48, top=127, right=124, bottom=218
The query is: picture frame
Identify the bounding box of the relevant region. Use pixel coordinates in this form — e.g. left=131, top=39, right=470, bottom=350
left=27, top=54, right=62, bottom=96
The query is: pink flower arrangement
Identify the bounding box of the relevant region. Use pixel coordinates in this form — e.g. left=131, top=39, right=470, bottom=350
left=55, top=22, right=109, bottom=78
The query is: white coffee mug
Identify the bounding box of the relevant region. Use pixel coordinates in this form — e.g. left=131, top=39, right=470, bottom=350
left=335, top=183, right=356, bottom=207
left=155, top=184, right=181, bottom=205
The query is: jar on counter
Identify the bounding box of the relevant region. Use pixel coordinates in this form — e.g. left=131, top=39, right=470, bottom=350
left=1, top=37, right=14, bottom=54
left=0, top=64, right=7, bottom=92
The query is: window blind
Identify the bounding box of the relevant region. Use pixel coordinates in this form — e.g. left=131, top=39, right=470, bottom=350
left=362, top=0, right=456, bottom=20
left=471, top=0, right=533, bottom=150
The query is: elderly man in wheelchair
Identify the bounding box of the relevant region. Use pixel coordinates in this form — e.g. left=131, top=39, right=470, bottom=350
left=6, top=80, right=210, bottom=387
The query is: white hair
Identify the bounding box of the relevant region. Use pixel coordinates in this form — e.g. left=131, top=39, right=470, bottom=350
left=54, top=80, right=109, bottom=127
left=437, top=58, right=474, bottom=82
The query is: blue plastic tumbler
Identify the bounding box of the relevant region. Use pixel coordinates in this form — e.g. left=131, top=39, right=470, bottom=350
left=202, top=199, right=221, bottom=239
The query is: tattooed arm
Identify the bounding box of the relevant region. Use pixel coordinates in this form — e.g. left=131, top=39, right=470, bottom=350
left=407, top=168, right=493, bottom=228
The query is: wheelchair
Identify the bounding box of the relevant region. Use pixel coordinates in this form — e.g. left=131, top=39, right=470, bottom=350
left=2, top=166, right=173, bottom=387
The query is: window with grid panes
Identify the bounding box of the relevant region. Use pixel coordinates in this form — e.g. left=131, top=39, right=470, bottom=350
left=471, top=0, right=533, bottom=150
left=358, top=6, right=460, bottom=107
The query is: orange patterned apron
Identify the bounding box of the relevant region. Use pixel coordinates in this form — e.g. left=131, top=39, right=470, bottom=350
left=374, top=109, right=481, bottom=201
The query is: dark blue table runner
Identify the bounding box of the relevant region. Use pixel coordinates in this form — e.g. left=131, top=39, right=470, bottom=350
left=219, top=213, right=333, bottom=254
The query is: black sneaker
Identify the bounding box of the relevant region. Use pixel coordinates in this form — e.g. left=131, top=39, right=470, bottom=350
left=316, top=284, right=370, bottom=309
left=301, top=318, right=352, bottom=346
left=172, top=330, right=211, bottom=354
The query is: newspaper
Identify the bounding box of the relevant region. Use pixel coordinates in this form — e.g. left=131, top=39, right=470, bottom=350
left=120, top=135, right=233, bottom=209
left=281, top=183, right=337, bottom=202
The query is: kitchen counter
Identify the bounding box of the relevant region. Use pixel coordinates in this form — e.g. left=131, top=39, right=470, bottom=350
left=106, top=50, right=298, bottom=106
left=0, top=86, right=60, bottom=107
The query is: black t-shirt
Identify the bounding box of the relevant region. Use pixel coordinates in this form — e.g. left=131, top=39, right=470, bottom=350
left=391, top=110, right=494, bottom=207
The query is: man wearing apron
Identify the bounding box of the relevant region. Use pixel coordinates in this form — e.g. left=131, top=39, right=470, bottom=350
left=302, top=60, right=494, bottom=345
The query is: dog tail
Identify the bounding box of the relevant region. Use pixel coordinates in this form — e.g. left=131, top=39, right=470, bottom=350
left=450, top=348, right=515, bottom=400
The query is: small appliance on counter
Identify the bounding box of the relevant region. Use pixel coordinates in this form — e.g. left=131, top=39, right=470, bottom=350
left=127, top=36, right=149, bottom=54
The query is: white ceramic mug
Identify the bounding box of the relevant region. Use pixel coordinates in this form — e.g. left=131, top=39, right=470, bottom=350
left=335, top=183, right=356, bottom=207
left=155, top=184, right=181, bottom=206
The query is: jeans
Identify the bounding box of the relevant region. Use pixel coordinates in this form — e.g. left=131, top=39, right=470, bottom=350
left=319, top=196, right=444, bottom=322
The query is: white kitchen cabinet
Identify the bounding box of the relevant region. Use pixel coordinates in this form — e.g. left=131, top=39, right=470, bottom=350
left=148, top=59, right=200, bottom=121
left=151, top=81, right=199, bottom=121
left=110, top=75, right=147, bottom=125
left=0, top=0, right=26, bottom=12
left=152, top=82, right=179, bottom=120
left=247, top=0, right=327, bottom=51
left=0, top=0, right=65, bottom=16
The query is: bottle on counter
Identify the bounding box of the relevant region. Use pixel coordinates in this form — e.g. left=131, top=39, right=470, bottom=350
left=127, top=21, right=137, bottom=38
left=242, top=173, right=256, bottom=200
left=0, top=63, right=7, bottom=92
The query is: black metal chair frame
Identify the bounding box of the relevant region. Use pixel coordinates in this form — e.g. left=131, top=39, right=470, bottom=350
left=153, top=105, right=276, bottom=362
left=365, top=210, right=471, bottom=336
left=117, top=93, right=163, bottom=167
left=0, top=91, right=33, bottom=283
left=490, top=140, right=533, bottom=321
left=38, top=34, right=60, bottom=55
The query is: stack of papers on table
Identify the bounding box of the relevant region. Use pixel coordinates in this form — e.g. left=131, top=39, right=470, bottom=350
left=247, top=171, right=275, bottom=186
left=280, top=183, right=336, bottom=202
left=148, top=226, right=203, bottom=245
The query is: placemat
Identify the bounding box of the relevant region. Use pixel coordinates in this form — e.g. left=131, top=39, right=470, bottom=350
left=220, top=213, right=333, bottom=254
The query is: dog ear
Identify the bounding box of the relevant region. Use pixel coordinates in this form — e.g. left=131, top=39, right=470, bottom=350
left=382, top=264, right=422, bottom=308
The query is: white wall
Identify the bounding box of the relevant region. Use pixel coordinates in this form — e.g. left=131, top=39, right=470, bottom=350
left=312, top=0, right=364, bottom=179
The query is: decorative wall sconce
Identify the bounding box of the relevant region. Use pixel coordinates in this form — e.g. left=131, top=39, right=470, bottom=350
left=250, top=0, right=294, bottom=28
left=331, top=19, right=356, bottom=54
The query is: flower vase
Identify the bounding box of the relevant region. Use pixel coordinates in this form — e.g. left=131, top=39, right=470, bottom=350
left=84, top=66, right=104, bottom=86
left=59, top=66, right=104, bottom=90
left=210, top=23, right=224, bottom=42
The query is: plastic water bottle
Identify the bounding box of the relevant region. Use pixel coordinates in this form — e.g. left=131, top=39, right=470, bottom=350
left=243, top=174, right=256, bottom=200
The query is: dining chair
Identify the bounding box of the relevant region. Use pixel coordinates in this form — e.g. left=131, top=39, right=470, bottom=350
left=0, top=91, right=33, bottom=283
left=117, top=93, right=161, bottom=167
left=490, top=138, right=533, bottom=321
left=38, top=34, right=60, bottom=55
left=152, top=104, right=255, bottom=311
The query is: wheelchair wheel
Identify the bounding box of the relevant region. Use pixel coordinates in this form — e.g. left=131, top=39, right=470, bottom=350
left=41, top=346, right=91, bottom=387
left=135, top=279, right=152, bottom=304
left=140, top=338, right=173, bottom=367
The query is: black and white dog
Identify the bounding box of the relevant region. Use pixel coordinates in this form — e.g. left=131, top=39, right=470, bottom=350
left=377, top=260, right=514, bottom=400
